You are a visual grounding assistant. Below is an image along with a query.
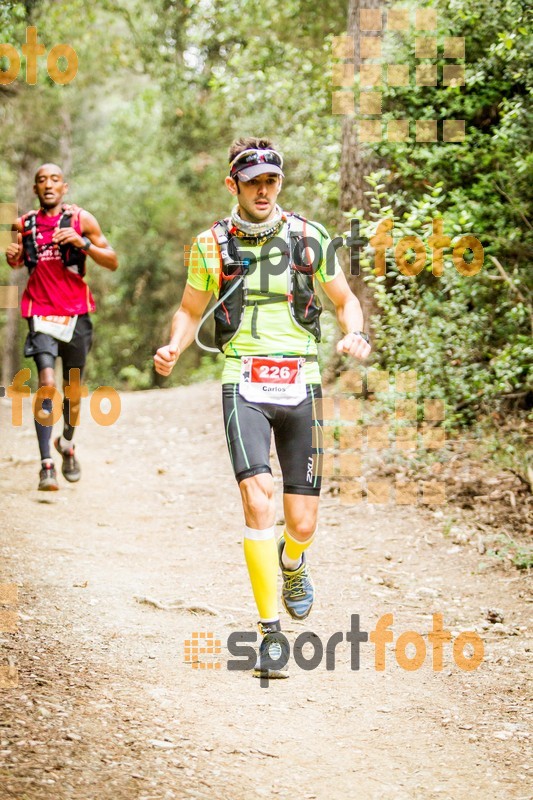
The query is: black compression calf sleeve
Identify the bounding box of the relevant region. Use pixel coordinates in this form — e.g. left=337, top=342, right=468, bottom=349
left=62, top=398, right=75, bottom=441
left=35, top=397, right=53, bottom=460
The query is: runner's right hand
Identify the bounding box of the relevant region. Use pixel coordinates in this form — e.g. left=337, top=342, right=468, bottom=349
left=153, top=344, right=180, bottom=376
left=6, top=233, right=22, bottom=263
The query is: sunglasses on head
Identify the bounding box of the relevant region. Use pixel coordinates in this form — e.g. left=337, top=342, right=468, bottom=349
left=229, top=148, right=284, bottom=177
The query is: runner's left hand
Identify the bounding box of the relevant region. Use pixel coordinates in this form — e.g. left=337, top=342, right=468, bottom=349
left=336, top=333, right=371, bottom=361
left=52, top=227, right=85, bottom=248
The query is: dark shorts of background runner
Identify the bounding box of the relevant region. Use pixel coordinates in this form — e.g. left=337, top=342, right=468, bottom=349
left=24, top=314, right=93, bottom=375
left=222, top=383, right=323, bottom=496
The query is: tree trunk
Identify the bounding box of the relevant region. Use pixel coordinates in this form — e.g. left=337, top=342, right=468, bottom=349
left=340, top=0, right=366, bottom=212
left=324, top=0, right=382, bottom=384
left=341, top=0, right=381, bottom=324
left=2, top=154, right=35, bottom=388
left=59, top=107, right=73, bottom=179
left=1, top=94, right=72, bottom=388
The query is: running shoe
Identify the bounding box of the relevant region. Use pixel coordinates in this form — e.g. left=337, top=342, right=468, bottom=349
left=278, top=537, right=315, bottom=620
left=54, top=437, right=81, bottom=482
left=38, top=461, right=59, bottom=491
left=253, top=620, right=289, bottom=679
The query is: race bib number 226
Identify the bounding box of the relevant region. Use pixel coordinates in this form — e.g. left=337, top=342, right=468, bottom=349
left=239, top=356, right=307, bottom=406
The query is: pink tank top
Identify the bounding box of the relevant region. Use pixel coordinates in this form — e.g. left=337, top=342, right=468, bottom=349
left=21, top=209, right=96, bottom=317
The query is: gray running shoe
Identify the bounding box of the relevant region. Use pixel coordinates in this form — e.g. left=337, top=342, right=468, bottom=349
left=278, top=537, right=315, bottom=620
left=253, top=621, right=289, bottom=679
left=54, top=437, right=81, bottom=482
left=38, top=461, right=59, bottom=491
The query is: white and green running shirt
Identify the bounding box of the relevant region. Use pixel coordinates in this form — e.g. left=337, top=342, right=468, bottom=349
left=186, top=215, right=342, bottom=384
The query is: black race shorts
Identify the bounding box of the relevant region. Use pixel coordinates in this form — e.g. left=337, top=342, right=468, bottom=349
left=222, top=383, right=323, bottom=496
left=24, top=313, right=93, bottom=375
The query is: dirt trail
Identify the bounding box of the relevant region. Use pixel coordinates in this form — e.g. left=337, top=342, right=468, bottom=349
left=0, top=382, right=531, bottom=800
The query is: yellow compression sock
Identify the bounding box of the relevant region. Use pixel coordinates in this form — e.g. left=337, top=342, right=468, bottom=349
left=282, top=528, right=315, bottom=569
left=243, top=526, right=279, bottom=623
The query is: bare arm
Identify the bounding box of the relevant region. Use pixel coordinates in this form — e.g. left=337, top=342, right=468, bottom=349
left=5, top=218, right=24, bottom=268
left=320, top=272, right=371, bottom=361
left=154, top=283, right=213, bottom=376
left=53, top=209, right=118, bottom=271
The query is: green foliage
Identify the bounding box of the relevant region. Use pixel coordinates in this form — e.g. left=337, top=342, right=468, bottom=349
left=354, top=172, right=532, bottom=425
left=345, top=0, right=532, bottom=425
left=471, top=417, right=532, bottom=484
left=485, top=533, right=533, bottom=570
left=0, top=2, right=27, bottom=38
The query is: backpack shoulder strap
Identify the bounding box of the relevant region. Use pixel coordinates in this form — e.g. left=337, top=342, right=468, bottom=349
left=21, top=209, right=37, bottom=229
left=286, top=213, right=322, bottom=275
left=211, top=218, right=238, bottom=272
left=286, top=212, right=328, bottom=238
left=20, top=211, right=38, bottom=271
left=211, top=217, right=230, bottom=244
left=21, top=210, right=37, bottom=242
left=285, top=212, right=303, bottom=262
left=286, top=211, right=306, bottom=231
left=59, top=204, right=83, bottom=228
left=57, top=206, right=86, bottom=273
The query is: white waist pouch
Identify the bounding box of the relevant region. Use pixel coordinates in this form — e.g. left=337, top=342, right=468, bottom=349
left=33, top=315, right=78, bottom=343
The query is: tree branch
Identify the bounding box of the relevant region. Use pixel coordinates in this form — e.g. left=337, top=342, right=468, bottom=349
left=494, top=181, right=533, bottom=230
left=489, top=256, right=533, bottom=336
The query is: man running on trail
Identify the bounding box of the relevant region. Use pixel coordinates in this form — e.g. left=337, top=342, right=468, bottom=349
left=154, top=138, right=370, bottom=678
left=5, top=163, right=118, bottom=491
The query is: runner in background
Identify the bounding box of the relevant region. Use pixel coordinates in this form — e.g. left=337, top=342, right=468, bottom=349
left=5, top=163, right=118, bottom=490
left=154, top=138, right=370, bottom=678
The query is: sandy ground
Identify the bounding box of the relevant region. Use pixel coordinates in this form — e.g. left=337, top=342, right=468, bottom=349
left=0, top=381, right=531, bottom=800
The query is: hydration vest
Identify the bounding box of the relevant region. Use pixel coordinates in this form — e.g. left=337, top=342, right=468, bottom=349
left=21, top=206, right=87, bottom=276
left=211, top=213, right=323, bottom=352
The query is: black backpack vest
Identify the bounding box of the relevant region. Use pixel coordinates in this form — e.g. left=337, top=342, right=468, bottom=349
left=211, top=213, right=323, bottom=352
left=21, top=207, right=87, bottom=276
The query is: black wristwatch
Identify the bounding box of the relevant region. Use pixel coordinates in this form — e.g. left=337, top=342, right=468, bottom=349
left=79, top=236, right=92, bottom=252
left=350, top=331, right=370, bottom=344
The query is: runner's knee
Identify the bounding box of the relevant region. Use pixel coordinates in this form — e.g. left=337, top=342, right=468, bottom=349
left=239, top=474, right=275, bottom=519
left=286, top=520, right=317, bottom=542
left=283, top=492, right=320, bottom=540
